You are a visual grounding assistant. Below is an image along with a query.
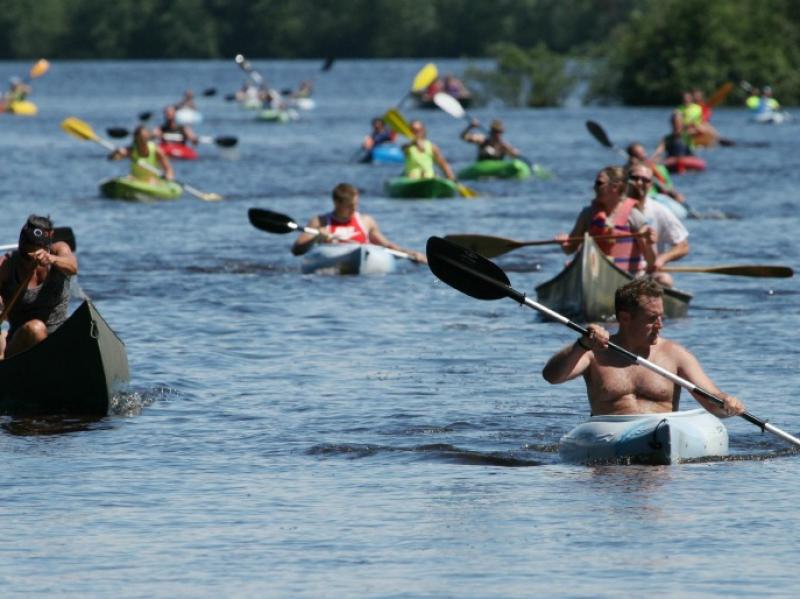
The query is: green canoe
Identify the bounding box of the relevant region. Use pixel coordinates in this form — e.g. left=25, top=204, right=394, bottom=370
left=385, top=177, right=459, bottom=199
left=99, top=176, right=183, bottom=202
left=458, top=159, right=532, bottom=180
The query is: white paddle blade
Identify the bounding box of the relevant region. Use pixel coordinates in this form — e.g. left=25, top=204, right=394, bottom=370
left=433, top=92, right=466, bottom=118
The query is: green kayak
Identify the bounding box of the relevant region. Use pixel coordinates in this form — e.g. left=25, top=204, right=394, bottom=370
left=256, top=109, right=296, bottom=123
left=458, top=159, right=532, bottom=180
left=99, top=176, right=183, bottom=201
left=385, top=177, right=459, bottom=199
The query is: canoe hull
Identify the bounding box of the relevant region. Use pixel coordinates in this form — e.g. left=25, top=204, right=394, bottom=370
left=458, top=159, right=531, bottom=180
left=0, top=301, right=129, bottom=416
left=302, top=244, right=397, bottom=275
left=385, top=177, right=458, bottom=199
left=560, top=409, right=729, bottom=465
left=99, top=177, right=183, bottom=202
left=535, top=234, right=692, bottom=322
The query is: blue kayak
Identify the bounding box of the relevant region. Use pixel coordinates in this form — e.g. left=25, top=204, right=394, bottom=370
left=368, top=144, right=404, bottom=164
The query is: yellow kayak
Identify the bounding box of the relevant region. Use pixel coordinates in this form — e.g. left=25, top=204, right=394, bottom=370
left=8, top=100, right=38, bottom=116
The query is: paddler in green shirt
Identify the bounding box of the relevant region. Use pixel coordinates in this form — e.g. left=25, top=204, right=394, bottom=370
left=677, top=91, right=721, bottom=146
left=403, top=120, right=456, bottom=181
left=108, top=125, right=175, bottom=183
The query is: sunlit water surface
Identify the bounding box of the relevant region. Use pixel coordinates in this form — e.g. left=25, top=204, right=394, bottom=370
left=1, top=60, right=798, bottom=598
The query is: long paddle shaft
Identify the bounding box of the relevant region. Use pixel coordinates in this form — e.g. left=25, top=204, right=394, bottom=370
left=433, top=92, right=542, bottom=172
left=247, top=208, right=421, bottom=262
left=134, top=160, right=222, bottom=202
left=0, top=268, right=35, bottom=324
left=444, top=232, right=645, bottom=258
left=425, top=236, right=800, bottom=450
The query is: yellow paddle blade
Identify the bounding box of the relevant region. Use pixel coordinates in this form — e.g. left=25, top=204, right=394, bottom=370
left=457, top=182, right=478, bottom=199
left=411, top=63, right=438, bottom=93
left=61, top=117, right=98, bottom=142
left=384, top=108, right=414, bottom=139
left=707, top=82, right=734, bottom=108
left=29, top=58, right=50, bottom=79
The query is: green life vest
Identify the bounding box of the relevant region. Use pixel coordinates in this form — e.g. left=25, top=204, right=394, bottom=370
left=404, top=140, right=435, bottom=179
left=130, top=141, right=159, bottom=180
left=677, top=102, right=703, bottom=125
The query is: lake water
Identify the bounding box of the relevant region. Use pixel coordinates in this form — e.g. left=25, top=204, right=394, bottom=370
left=1, top=59, right=799, bottom=598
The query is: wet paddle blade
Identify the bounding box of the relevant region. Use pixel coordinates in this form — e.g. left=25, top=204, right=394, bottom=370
left=215, top=135, right=238, bottom=147
left=29, top=58, right=50, bottom=79
left=426, top=236, right=511, bottom=300
left=321, top=57, right=335, bottom=71
left=138, top=111, right=153, bottom=121
left=411, top=63, right=438, bottom=93
left=106, top=127, right=130, bottom=138
left=203, top=87, right=217, bottom=97
left=433, top=92, right=465, bottom=118
left=384, top=108, right=413, bottom=139
left=248, top=208, right=297, bottom=234
left=54, top=227, right=76, bottom=251
left=61, top=117, right=98, bottom=142
left=456, top=182, right=479, bottom=199
left=444, top=234, right=523, bottom=258
left=586, top=120, right=613, bottom=148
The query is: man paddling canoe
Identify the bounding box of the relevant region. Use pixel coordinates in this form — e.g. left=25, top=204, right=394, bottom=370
left=109, top=125, right=175, bottom=182
left=627, top=163, right=689, bottom=288
left=402, top=120, right=456, bottom=181
left=0, top=216, right=78, bottom=359
left=292, top=183, right=427, bottom=263
left=556, top=166, right=655, bottom=275
left=543, top=278, right=745, bottom=418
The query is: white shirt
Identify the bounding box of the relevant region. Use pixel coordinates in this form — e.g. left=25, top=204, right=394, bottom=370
left=640, top=198, right=689, bottom=254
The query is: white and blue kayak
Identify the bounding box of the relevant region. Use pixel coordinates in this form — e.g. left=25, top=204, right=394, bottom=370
left=175, top=107, right=203, bottom=125
left=301, top=243, right=398, bottom=275
left=752, top=110, right=789, bottom=124
left=559, top=408, right=728, bottom=465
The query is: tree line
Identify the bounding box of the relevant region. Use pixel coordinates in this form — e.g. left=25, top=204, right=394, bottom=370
left=2, top=0, right=798, bottom=105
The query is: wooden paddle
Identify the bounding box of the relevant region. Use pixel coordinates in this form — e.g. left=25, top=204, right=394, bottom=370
left=0, top=268, right=35, bottom=325
left=247, top=208, right=423, bottom=263
left=707, top=82, right=734, bottom=108
left=425, top=235, right=800, bottom=450
left=444, top=232, right=645, bottom=258
left=61, top=117, right=222, bottom=201
left=432, top=92, right=552, bottom=179
left=383, top=108, right=478, bottom=199
left=663, top=264, right=793, bottom=278
left=0, top=227, right=76, bottom=253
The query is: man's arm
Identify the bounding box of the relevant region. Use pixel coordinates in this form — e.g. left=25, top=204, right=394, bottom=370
left=364, top=215, right=426, bottom=264
left=291, top=215, right=326, bottom=255
left=432, top=144, right=455, bottom=180
left=542, top=325, right=609, bottom=384
left=674, top=342, right=746, bottom=417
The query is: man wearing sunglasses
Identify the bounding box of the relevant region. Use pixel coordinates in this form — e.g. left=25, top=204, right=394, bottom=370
left=0, top=215, right=78, bottom=358
left=627, top=164, right=689, bottom=287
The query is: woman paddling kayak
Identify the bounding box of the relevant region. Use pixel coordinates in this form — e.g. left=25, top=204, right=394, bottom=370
left=108, top=125, right=175, bottom=183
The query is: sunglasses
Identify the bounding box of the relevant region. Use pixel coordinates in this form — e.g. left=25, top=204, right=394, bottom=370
left=628, top=176, right=652, bottom=184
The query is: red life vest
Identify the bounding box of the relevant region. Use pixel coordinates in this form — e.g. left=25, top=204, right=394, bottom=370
left=326, top=211, right=369, bottom=244
left=587, top=198, right=644, bottom=273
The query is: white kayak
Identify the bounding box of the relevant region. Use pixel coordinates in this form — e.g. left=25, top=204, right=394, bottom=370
left=559, top=408, right=729, bottom=465
left=175, top=107, right=203, bottom=125
left=301, top=243, right=398, bottom=275
left=752, top=110, right=789, bottom=124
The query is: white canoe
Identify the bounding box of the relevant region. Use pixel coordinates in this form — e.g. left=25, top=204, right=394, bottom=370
left=559, top=408, right=728, bottom=465
left=301, top=243, right=397, bottom=275
left=752, top=110, right=789, bottom=124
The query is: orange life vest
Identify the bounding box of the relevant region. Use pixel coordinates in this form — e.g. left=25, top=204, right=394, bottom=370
left=587, top=198, right=644, bottom=273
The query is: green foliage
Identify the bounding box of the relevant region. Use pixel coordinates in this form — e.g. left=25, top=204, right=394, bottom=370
left=587, top=0, right=800, bottom=105
left=465, top=42, right=577, bottom=107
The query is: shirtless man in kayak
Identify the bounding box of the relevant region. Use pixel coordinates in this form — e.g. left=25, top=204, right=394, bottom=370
left=291, top=182, right=427, bottom=263
left=542, top=278, right=745, bottom=418
left=460, top=118, right=521, bottom=161
left=0, top=215, right=78, bottom=359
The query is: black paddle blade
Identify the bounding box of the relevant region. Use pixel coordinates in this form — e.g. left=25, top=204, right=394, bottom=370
left=321, top=57, right=335, bottom=71
left=426, top=236, right=511, bottom=301
left=54, top=227, right=76, bottom=251
left=248, top=208, right=295, bottom=234
left=215, top=135, right=238, bottom=148
left=138, top=111, right=153, bottom=121
left=203, top=87, right=217, bottom=97
left=106, top=127, right=129, bottom=138
left=224, top=93, right=236, bottom=101
left=586, top=120, right=612, bottom=148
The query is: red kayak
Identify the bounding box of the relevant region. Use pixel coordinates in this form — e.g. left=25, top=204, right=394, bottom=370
left=159, top=142, right=198, bottom=160
left=665, top=155, right=706, bottom=174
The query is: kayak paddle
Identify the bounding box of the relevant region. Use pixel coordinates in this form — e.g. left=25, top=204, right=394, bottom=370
left=382, top=108, right=478, bottom=199
left=247, top=208, right=424, bottom=263
left=106, top=127, right=238, bottom=147
left=433, top=92, right=552, bottom=179
left=707, top=82, right=734, bottom=108
left=662, top=264, right=793, bottom=278
left=395, top=63, right=438, bottom=108
left=586, top=120, right=627, bottom=158
left=444, top=232, right=645, bottom=258
left=425, top=235, right=800, bottom=450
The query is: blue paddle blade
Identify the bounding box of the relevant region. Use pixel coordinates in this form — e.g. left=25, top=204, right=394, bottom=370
left=426, top=236, right=510, bottom=301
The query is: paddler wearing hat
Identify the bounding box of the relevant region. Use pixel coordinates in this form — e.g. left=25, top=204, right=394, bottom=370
left=460, top=118, right=521, bottom=161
